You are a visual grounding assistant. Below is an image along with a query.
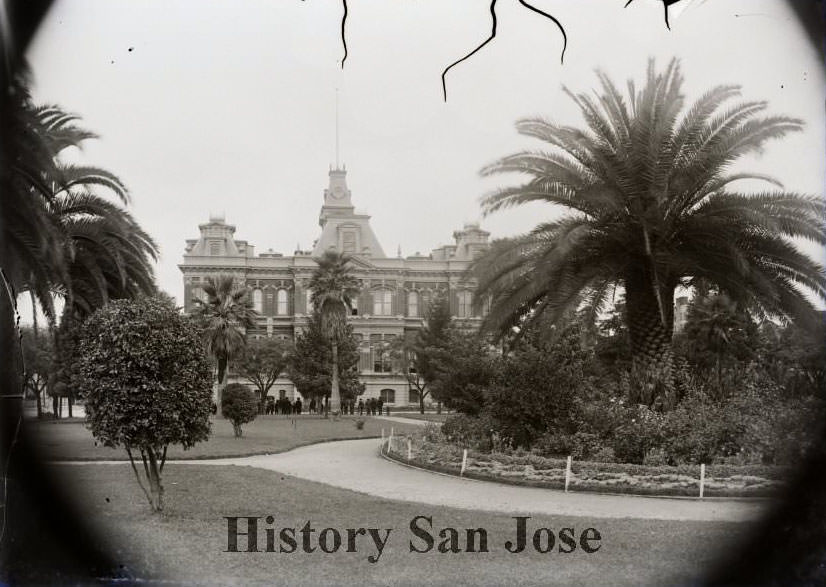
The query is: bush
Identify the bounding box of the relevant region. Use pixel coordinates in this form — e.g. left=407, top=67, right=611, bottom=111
left=532, top=431, right=605, bottom=460
left=221, top=384, right=258, bottom=437
left=354, top=418, right=365, bottom=430
left=611, top=405, right=665, bottom=464
left=77, top=296, right=213, bottom=511
left=441, top=413, right=498, bottom=450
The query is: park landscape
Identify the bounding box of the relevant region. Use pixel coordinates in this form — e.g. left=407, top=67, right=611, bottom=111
left=2, top=7, right=826, bottom=584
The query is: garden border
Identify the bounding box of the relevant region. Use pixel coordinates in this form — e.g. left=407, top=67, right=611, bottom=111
left=380, top=443, right=777, bottom=500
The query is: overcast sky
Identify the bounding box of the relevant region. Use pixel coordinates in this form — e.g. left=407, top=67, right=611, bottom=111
left=23, top=0, right=825, bottom=307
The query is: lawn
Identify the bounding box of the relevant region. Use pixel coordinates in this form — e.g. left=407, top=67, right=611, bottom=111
left=39, top=463, right=754, bottom=586
left=387, top=412, right=452, bottom=423
left=28, top=415, right=422, bottom=461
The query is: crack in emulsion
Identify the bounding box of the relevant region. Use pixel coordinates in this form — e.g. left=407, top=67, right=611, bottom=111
left=625, top=0, right=685, bottom=30
left=340, top=0, right=348, bottom=69
left=441, top=0, right=500, bottom=102
left=312, top=0, right=684, bottom=97
left=441, top=0, right=569, bottom=102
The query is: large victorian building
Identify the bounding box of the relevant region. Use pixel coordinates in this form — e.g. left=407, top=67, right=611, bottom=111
left=180, top=166, right=490, bottom=406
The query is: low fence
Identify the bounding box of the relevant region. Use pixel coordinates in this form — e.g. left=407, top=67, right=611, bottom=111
left=379, top=427, right=786, bottom=499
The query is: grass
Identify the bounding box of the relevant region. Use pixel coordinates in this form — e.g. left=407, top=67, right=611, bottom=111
left=28, top=414, right=422, bottom=461
left=387, top=412, right=452, bottom=423
left=44, top=463, right=755, bottom=586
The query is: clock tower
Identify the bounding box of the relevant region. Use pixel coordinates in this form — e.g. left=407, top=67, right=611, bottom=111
left=319, top=165, right=355, bottom=226
left=313, top=165, right=386, bottom=258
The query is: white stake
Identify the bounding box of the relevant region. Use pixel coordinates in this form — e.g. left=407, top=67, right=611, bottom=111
left=700, top=463, right=706, bottom=498
left=381, top=427, right=385, bottom=448
left=389, top=428, right=394, bottom=451
left=407, top=437, right=412, bottom=461
left=461, top=449, right=468, bottom=476
left=565, top=456, right=572, bottom=492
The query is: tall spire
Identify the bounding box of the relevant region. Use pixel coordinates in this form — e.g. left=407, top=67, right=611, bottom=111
left=335, top=88, right=340, bottom=169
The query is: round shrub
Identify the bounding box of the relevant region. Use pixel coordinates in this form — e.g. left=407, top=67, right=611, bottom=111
left=77, top=296, right=213, bottom=510
left=221, top=383, right=258, bottom=437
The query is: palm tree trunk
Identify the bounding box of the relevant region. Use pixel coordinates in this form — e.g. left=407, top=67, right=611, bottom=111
left=330, top=341, right=341, bottom=415
left=0, top=278, right=22, bottom=475
left=216, top=355, right=228, bottom=407
left=624, top=268, right=676, bottom=410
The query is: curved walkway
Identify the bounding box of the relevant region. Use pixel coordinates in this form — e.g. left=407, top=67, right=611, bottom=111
left=158, top=438, right=769, bottom=523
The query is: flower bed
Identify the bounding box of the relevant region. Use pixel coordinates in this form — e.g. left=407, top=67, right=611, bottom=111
left=383, top=437, right=787, bottom=498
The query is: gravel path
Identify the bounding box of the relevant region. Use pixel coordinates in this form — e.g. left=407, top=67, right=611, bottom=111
left=158, top=438, right=770, bottom=523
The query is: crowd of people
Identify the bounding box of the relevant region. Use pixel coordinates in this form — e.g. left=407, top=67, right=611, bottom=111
left=263, top=395, right=389, bottom=416
left=265, top=396, right=302, bottom=415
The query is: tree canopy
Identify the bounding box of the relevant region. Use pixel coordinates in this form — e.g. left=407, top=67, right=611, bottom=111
left=76, top=296, right=213, bottom=510
left=288, top=311, right=363, bottom=405
left=473, top=58, right=825, bottom=409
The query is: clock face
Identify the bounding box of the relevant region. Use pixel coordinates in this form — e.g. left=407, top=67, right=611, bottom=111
left=332, top=186, right=344, bottom=199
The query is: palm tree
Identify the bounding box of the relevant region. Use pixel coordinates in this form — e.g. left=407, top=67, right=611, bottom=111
left=1, top=75, right=67, bottom=327
left=35, top=105, right=159, bottom=319
left=191, top=275, right=258, bottom=397
left=1, top=74, right=159, bottom=418
left=473, top=59, right=826, bottom=409
left=309, top=251, right=360, bottom=415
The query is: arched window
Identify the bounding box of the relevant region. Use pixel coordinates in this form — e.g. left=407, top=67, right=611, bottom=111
left=421, top=291, right=431, bottom=315
left=373, top=288, right=393, bottom=316
left=380, top=389, right=395, bottom=403
left=252, top=289, right=263, bottom=313
left=276, top=289, right=288, bottom=315
left=457, top=290, right=472, bottom=318
left=482, top=295, right=491, bottom=317
left=407, top=291, right=419, bottom=317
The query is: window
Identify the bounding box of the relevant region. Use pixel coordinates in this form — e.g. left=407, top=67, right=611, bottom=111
left=252, top=289, right=263, bottom=313
left=209, top=242, right=220, bottom=256
left=342, top=231, right=356, bottom=254
left=407, top=291, right=419, bottom=317
left=305, top=289, right=313, bottom=314
left=279, top=390, right=286, bottom=400
left=421, top=291, right=431, bottom=315
left=457, top=290, right=472, bottom=318
left=373, top=289, right=393, bottom=316
left=482, top=295, right=491, bottom=317
left=277, top=289, right=288, bottom=315
left=373, top=342, right=393, bottom=373
left=380, top=389, right=395, bottom=403
left=192, top=287, right=207, bottom=303
left=409, top=388, right=420, bottom=404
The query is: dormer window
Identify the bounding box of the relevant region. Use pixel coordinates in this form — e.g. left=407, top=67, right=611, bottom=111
left=209, top=242, right=220, bottom=256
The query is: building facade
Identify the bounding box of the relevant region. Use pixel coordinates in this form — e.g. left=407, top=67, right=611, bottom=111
left=180, top=166, right=490, bottom=406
